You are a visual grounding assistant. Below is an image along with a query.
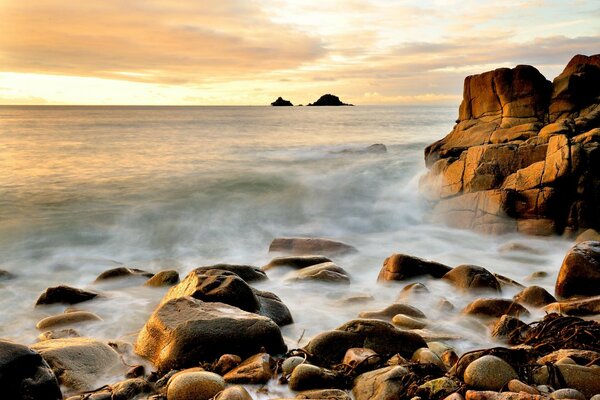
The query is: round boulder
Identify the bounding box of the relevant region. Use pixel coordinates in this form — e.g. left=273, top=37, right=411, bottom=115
left=377, top=254, right=451, bottom=282
left=167, top=371, right=225, bottom=400
left=442, top=265, right=501, bottom=292
left=555, top=241, right=600, bottom=298
left=464, top=355, right=518, bottom=390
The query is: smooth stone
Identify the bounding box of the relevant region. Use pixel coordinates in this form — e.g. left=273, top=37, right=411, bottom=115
left=223, top=353, right=273, bottom=384
left=465, top=391, right=547, bottom=399
left=555, top=356, right=577, bottom=365
left=214, top=354, right=242, bottom=375
left=550, top=388, right=586, bottom=400
left=282, top=356, right=306, bottom=375
left=444, top=394, right=465, bottom=400
left=392, top=314, right=427, bottom=329
left=464, top=355, right=518, bottom=390
left=358, top=303, right=426, bottom=320
left=490, top=315, right=528, bottom=342
left=36, top=311, right=102, bottom=330
left=35, top=285, right=99, bottom=305
left=398, top=282, right=430, bottom=300
left=507, top=379, right=539, bottom=394
left=145, top=270, right=180, bottom=286
left=285, top=262, right=351, bottom=284
left=377, top=253, right=451, bottom=281
left=575, top=228, right=600, bottom=243
left=342, top=348, right=380, bottom=371
left=214, top=386, right=253, bottom=400
left=555, top=240, right=600, bottom=298
left=192, top=264, right=267, bottom=282
left=296, top=389, right=351, bottom=400
left=411, top=348, right=446, bottom=370
left=537, top=349, right=600, bottom=365
left=288, top=364, right=340, bottom=391
left=167, top=371, right=225, bottom=400
left=352, top=366, right=409, bottom=400
left=95, top=267, right=153, bottom=281
left=513, top=286, right=556, bottom=307
left=533, top=364, right=600, bottom=397
left=463, top=298, right=529, bottom=318
left=417, top=377, right=460, bottom=399
left=269, top=237, right=357, bottom=256
left=37, top=328, right=80, bottom=341
left=263, top=256, right=332, bottom=271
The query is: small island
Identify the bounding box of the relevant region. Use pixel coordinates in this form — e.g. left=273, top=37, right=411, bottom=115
left=271, top=97, right=293, bottom=106
left=308, top=94, right=353, bottom=106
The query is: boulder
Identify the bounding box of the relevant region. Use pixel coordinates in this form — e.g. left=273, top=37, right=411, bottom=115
left=282, top=356, right=306, bottom=375
left=0, top=340, right=62, bottom=400
left=352, top=366, right=409, bottom=400
left=464, top=355, right=518, bottom=390
left=544, top=295, right=600, bottom=315
left=192, top=264, right=267, bottom=282
left=308, top=94, right=352, bottom=106
left=31, top=337, right=125, bottom=391
left=145, top=269, right=180, bottom=287
left=135, top=297, right=286, bottom=372
left=417, top=377, right=461, bottom=400
left=533, top=363, right=600, bottom=397
left=342, top=348, right=380, bottom=372
left=269, top=237, right=357, bottom=255
left=252, top=288, right=294, bottom=326
left=555, top=240, right=600, bottom=298
left=296, top=389, right=351, bottom=400
left=392, top=314, right=427, bottom=329
left=463, top=298, right=529, bottom=318
left=304, top=319, right=426, bottom=366
left=358, top=303, right=426, bottom=320
left=377, top=254, right=451, bottom=281
left=442, top=265, right=501, bottom=292
left=94, top=267, right=153, bottom=282
left=513, top=286, right=556, bottom=307
left=398, top=282, right=430, bottom=300
left=537, top=349, right=600, bottom=364
left=288, top=364, right=341, bottom=391
left=465, top=391, right=546, bottom=400
left=215, top=386, right=253, bottom=400
left=490, top=315, right=528, bottom=342
left=285, top=262, right=350, bottom=284
left=263, top=255, right=332, bottom=271
left=550, top=388, right=586, bottom=400
left=271, top=97, right=293, bottom=106
left=411, top=348, right=446, bottom=370
left=35, top=285, right=99, bottom=306
left=223, top=353, right=273, bottom=384
left=167, top=371, right=225, bottom=400
left=214, top=354, right=242, bottom=375
left=36, top=311, right=102, bottom=330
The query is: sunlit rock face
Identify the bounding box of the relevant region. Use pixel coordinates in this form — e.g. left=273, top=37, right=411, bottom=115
left=420, top=54, right=600, bottom=236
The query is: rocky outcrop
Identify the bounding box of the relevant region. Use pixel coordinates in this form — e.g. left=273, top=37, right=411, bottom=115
left=271, top=97, right=293, bottom=106
left=555, top=240, right=600, bottom=299
left=420, top=54, right=600, bottom=235
left=308, top=94, right=353, bottom=106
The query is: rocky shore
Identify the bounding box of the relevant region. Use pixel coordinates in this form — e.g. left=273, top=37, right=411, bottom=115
left=3, top=235, right=600, bottom=400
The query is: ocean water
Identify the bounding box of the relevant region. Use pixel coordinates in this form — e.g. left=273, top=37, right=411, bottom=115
left=0, top=106, right=573, bottom=391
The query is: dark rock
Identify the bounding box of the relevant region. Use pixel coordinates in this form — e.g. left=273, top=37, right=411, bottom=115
left=145, top=270, right=180, bottom=287
left=463, top=298, right=529, bottom=318
left=398, top=282, right=430, bottom=300
left=285, top=262, right=350, bottom=284
left=545, top=295, right=600, bottom=315
left=358, top=303, right=426, bottom=320
left=416, top=377, right=461, bottom=400
left=0, top=340, right=62, bottom=400
left=0, top=269, right=16, bottom=280
left=296, top=389, right=351, bottom=400
left=288, top=364, right=342, bottom=391
left=94, top=267, right=153, bottom=282
left=36, top=311, right=102, bottom=330
left=192, top=264, right=267, bottom=282
left=269, top=237, right=357, bottom=256
left=214, top=354, right=242, bottom=375
left=135, top=297, right=286, bottom=373
left=271, top=97, right=293, bottom=106
left=215, top=385, right=253, bottom=400
left=490, top=315, right=528, bottom=342
left=353, top=366, right=409, bottom=400
left=35, top=285, right=99, bottom=306
left=377, top=253, right=451, bottom=282
left=253, top=288, right=294, bottom=326
left=308, top=94, right=353, bottom=106
left=37, top=328, right=80, bottom=341
left=555, top=240, right=600, bottom=298
left=513, top=285, right=556, bottom=307
left=442, top=265, right=501, bottom=292
left=223, top=353, right=273, bottom=384
left=263, top=255, right=333, bottom=271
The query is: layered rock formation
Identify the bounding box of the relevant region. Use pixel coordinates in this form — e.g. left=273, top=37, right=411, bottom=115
left=420, top=54, right=600, bottom=235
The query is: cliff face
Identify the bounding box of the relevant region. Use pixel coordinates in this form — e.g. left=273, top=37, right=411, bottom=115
left=420, top=54, right=600, bottom=236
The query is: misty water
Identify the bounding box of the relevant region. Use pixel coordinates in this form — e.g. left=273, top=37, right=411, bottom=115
left=0, top=105, right=573, bottom=393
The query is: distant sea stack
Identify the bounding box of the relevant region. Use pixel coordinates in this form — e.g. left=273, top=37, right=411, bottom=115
left=308, top=94, right=353, bottom=106
left=271, top=97, right=293, bottom=106
left=420, top=53, right=600, bottom=237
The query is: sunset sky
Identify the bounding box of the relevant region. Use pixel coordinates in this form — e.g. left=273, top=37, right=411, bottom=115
left=0, top=0, right=599, bottom=105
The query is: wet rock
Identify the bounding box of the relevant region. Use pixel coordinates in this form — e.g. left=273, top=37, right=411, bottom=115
left=31, top=337, right=125, bottom=391
left=537, top=349, right=600, bottom=365
left=352, top=366, right=409, bottom=400
left=442, top=265, right=501, bottom=292
left=575, top=228, right=600, bottom=243
left=533, top=363, right=600, bottom=397
left=444, top=394, right=465, bottom=400
left=308, top=94, right=352, bottom=106
left=271, top=97, right=293, bottom=106
left=463, top=298, right=529, bottom=318
left=550, top=388, right=586, bottom=399
left=507, top=379, right=539, bottom=395
left=263, top=255, right=332, bottom=271
left=525, top=271, right=549, bottom=281
left=465, top=391, right=547, bottom=400
left=214, top=354, right=242, bottom=375
left=342, top=348, right=380, bottom=372
left=126, top=364, right=145, bottom=378
left=304, top=319, right=426, bottom=366
left=215, top=386, right=253, bottom=400
left=494, top=274, right=525, bottom=290
left=35, top=285, right=99, bottom=306
left=166, top=371, right=225, bottom=400
left=417, top=377, right=460, bottom=400
left=358, top=303, right=426, bottom=320
left=464, top=355, right=518, bottom=390
left=285, top=262, right=350, bottom=284
left=223, top=353, right=273, bottom=384
left=555, top=240, right=600, bottom=298
left=269, top=237, right=357, bottom=256
left=490, top=315, right=528, bottom=342
left=193, top=264, right=267, bottom=282
left=288, top=364, right=341, bottom=391
left=37, top=328, right=80, bottom=341
left=398, top=282, right=430, bottom=300
left=135, top=297, right=286, bottom=372
left=440, top=350, right=459, bottom=370
left=36, top=311, right=102, bottom=330
left=145, top=270, right=180, bottom=287
left=296, top=389, right=351, bottom=400
left=377, top=253, right=451, bottom=281
left=392, top=314, right=427, bottom=329
left=94, top=266, right=153, bottom=282
left=411, top=348, right=446, bottom=370
left=104, top=378, right=155, bottom=400
left=0, top=340, right=62, bottom=400
left=253, top=288, right=294, bottom=326
left=513, top=286, right=556, bottom=307
left=283, top=356, right=306, bottom=375
left=544, top=295, right=600, bottom=315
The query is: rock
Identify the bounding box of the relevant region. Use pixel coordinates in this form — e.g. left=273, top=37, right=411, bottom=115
left=377, top=253, right=451, bottom=281
left=288, top=364, right=341, bottom=391
left=272, top=97, right=293, bottom=106
left=99, top=378, right=154, bottom=400
left=0, top=340, right=62, bottom=400
left=269, top=237, right=357, bottom=256
left=494, top=274, right=525, bottom=290
left=550, top=389, right=586, bottom=400
left=253, top=288, right=294, bottom=326
left=392, top=314, right=427, bottom=329
left=525, top=271, right=549, bottom=281
left=0, top=269, right=16, bottom=280
left=366, top=144, right=387, bottom=153
left=417, top=377, right=460, bottom=400
left=463, top=298, right=529, bottom=318
left=465, top=391, right=547, bottom=400
left=145, top=270, right=180, bottom=287
left=533, top=363, right=600, bottom=397
left=545, top=295, right=600, bottom=315
left=214, top=354, right=242, bottom=375
left=555, top=240, right=600, bottom=298
left=537, top=349, right=600, bottom=365
left=308, top=94, right=352, bottom=106
left=263, top=255, right=332, bottom=271
left=513, top=286, right=556, bottom=307
left=507, top=379, right=539, bottom=395
left=575, top=228, right=600, bottom=242
left=285, top=262, right=350, bottom=284
left=411, top=348, right=446, bottom=370
left=444, top=395, right=465, bottom=400
left=283, top=356, right=306, bottom=375
left=342, top=348, right=380, bottom=372
left=35, top=285, right=99, bottom=305
left=215, top=386, right=253, bottom=400
left=398, top=282, right=430, bottom=300
left=464, top=355, right=518, bottom=390
left=358, top=303, right=426, bottom=320
left=135, top=297, right=286, bottom=372
left=304, top=319, right=426, bottom=366
left=167, top=371, right=225, bottom=400
left=193, top=264, right=267, bottom=282
left=442, top=265, right=501, bottom=292
left=490, top=315, right=528, bottom=342
left=36, top=311, right=102, bottom=330
left=94, top=266, right=153, bottom=281
left=223, top=353, right=273, bottom=384
left=296, top=389, right=351, bottom=400
left=352, top=366, right=409, bottom=400
left=31, top=337, right=125, bottom=391
left=38, top=328, right=80, bottom=341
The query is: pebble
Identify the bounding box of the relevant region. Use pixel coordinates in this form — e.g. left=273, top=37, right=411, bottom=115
left=36, top=311, right=102, bottom=330
left=214, top=354, right=242, bottom=375
left=463, top=355, right=518, bottom=390
left=282, top=356, right=306, bottom=375
left=507, top=379, right=539, bottom=395
left=214, top=385, right=253, bottom=400
left=166, top=371, right=225, bottom=400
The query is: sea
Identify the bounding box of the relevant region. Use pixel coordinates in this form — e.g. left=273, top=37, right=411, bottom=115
left=0, top=105, right=573, bottom=392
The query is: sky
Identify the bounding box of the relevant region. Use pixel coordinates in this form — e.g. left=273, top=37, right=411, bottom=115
left=0, top=0, right=599, bottom=105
